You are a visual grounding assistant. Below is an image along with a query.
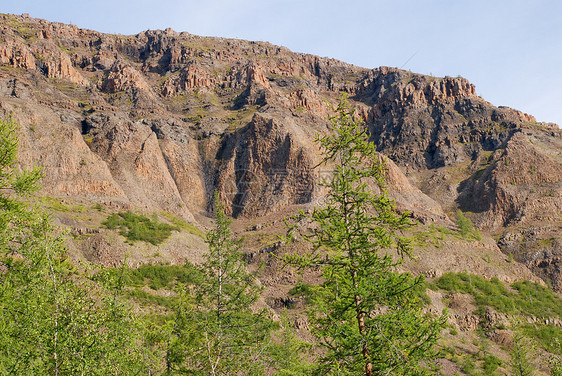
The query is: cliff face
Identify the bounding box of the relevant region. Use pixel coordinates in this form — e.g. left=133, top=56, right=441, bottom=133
left=1, top=14, right=561, bottom=289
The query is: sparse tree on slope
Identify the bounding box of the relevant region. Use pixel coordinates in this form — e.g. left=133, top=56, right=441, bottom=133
left=167, top=194, right=274, bottom=375
left=285, top=95, right=446, bottom=376
left=509, top=330, right=535, bottom=376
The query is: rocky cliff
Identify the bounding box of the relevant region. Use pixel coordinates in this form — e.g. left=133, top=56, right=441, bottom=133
left=1, top=13, right=561, bottom=294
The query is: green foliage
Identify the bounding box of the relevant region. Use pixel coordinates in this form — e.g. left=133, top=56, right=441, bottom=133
left=550, top=352, right=562, bottom=376
left=268, top=312, right=315, bottom=375
left=413, top=220, right=484, bottom=247
left=288, top=282, right=315, bottom=304
left=160, top=211, right=206, bottom=238
left=0, top=116, right=43, bottom=197
left=436, top=272, right=562, bottom=356
left=413, top=279, right=433, bottom=306
left=482, top=354, right=502, bottom=373
left=412, top=224, right=447, bottom=247
left=522, top=324, right=562, bottom=355
left=125, top=288, right=175, bottom=307
left=103, top=212, right=122, bottom=228
left=93, top=202, right=104, bottom=211
left=444, top=345, right=502, bottom=375
left=126, top=262, right=201, bottom=289
left=456, top=210, right=482, bottom=241
left=436, top=272, right=562, bottom=319
left=509, top=330, right=535, bottom=376
left=102, top=211, right=179, bottom=245
left=90, top=262, right=201, bottom=311
left=512, top=280, right=562, bottom=317
left=284, top=95, right=445, bottom=376
left=461, top=358, right=476, bottom=374
left=0, top=117, right=151, bottom=374
left=39, top=196, right=86, bottom=213
left=167, top=195, right=274, bottom=374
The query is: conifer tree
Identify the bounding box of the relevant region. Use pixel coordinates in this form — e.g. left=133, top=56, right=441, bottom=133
left=509, top=330, right=535, bottom=376
left=168, top=195, right=274, bottom=375
left=285, top=95, right=445, bottom=376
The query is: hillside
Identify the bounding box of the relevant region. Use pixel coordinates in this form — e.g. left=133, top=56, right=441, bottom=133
left=1, top=13, right=562, bottom=374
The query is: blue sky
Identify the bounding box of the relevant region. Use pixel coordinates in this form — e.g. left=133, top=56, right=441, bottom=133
left=2, top=0, right=561, bottom=125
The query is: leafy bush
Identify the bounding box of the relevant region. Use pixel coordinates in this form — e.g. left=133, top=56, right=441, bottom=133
left=288, top=282, right=314, bottom=297
left=127, top=262, right=201, bottom=290
left=92, top=262, right=200, bottom=291
left=103, top=213, right=122, bottom=229
left=102, top=211, right=179, bottom=245
left=483, top=354, right=502, bottom=373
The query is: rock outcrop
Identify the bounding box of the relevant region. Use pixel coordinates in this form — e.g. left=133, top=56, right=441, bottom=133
left=213, top=112, right=319, bottom=217
left=463, top=131, right=562, bottom=230
left=1, top=13, right=561, bottom=290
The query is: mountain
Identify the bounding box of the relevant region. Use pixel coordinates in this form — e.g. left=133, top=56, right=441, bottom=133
left=1, top=13, right=562, bottom=373
left=2, top=13, right=560, bottom=284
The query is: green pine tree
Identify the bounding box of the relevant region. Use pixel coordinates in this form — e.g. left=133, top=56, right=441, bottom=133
left=167, top=194, right=274, bottom=375
left=285, top=95, right=445, bottom=376
left=509, top=329, right=535, bottom=376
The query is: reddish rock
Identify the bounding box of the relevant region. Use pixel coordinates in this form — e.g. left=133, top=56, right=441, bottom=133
left=102, top=60, right=150, bottom=93
left=1, top=13, right=561, bottom=290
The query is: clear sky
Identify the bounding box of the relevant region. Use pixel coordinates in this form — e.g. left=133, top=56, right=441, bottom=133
left=2, top=0, right=561, bottom=126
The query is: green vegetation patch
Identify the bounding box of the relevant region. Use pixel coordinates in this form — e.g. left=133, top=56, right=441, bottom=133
left=412, top=223, right=457, bottom=247
left=436, top=272, right=562, bottom=319
left=160, top=212, right=205, bottom=238
left=50, top=78, right=78, bottom=92
left=412, top=221, right=480, bottom=248
left=482, top=354, right=502, bottom=373
left=125, top=288, right=175, bottom=308
left=4, top=16, right=38, bottom=41
left=39, top=196, right=86, bottom=213
left=522, top=324, right=562, bottom=355
left=456, top=210, right=482, bottom=241
left=288, top=282, right=315, bottom=304
left=102, top=211, right=179, bottom=245
left=92, top=262, right=201, bottom=308
left=126, top=262, right=201, bottom=290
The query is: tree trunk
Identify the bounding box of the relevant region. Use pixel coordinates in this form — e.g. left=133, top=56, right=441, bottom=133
left=352, top=269, right=373, bottom=376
